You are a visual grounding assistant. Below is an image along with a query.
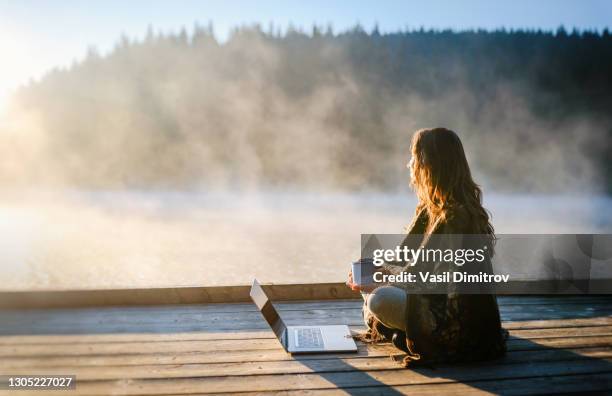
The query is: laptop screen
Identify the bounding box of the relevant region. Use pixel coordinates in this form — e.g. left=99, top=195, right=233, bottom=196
left=250, top=279, right=286, bottom=340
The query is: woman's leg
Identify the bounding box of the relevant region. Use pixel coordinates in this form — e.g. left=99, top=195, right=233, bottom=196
left=363, top=285, right=407, bottom=332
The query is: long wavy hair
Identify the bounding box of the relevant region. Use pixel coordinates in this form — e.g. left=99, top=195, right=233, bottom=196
left=409, top=128, right=494, bottom=240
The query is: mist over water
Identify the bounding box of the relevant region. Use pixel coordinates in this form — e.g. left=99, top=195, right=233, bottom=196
left=1, top=190, right=611, bottom=291
left=2, top=27, right=611, bottom=193
left=1, top=27, right=611, bottom=290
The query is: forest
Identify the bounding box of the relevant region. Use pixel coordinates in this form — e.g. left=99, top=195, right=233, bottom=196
left=3, top=25, right=612, bottom=193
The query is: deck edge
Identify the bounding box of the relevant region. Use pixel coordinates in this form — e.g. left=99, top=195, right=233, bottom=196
left=0, top=283, right=361, bottom=309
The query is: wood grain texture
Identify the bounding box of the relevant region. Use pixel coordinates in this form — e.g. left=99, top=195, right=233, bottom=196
left=2, top=282, right=610, bottom=309
left=0, top=295, right=611, bottom=395
left=0, top=283, right=361, bottom=309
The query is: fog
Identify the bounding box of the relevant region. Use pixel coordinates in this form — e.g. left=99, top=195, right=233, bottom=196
left=0, top=26, right=611, bottom=290
left=1, top=190, right=610, bottom=291
left=2, top=26, right=611, bottom=192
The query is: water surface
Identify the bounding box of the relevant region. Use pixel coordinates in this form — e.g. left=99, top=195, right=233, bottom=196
left=1, top=190, right=610, bottom=291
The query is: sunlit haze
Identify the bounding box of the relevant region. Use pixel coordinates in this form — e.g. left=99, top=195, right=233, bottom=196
left=0, top=0, right=611, bottom=112
left=0, top=1, right=611, bottom=290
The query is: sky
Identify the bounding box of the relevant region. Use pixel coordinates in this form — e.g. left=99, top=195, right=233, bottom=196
left=0, top=0, right=611, bottom=113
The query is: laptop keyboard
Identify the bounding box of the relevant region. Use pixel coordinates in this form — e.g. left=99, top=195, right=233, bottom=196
left=295, top=328, right=324, bottom=348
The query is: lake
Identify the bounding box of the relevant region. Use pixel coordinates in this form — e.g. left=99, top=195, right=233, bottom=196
left=1, top=190, right=611, bottom=291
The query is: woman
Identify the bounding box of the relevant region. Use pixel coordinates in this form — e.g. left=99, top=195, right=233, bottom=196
left=348, top=127, right=506, bottom=365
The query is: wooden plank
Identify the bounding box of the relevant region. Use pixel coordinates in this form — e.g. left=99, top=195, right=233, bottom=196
left=497, top=295, right=612, bottom=305
left=1, top=282, right=611, bottom=309
left=3, top=316, right=612, bottom=346
left=1, top=325, right=611, bottom=358
left=0, top=283, right=361, bottom=309
left=510, top=325, right=612, bottom=338
left=502, top=316, right=612, bottom=329
left=0, top=330, right=273, bottom=345
left=506, top=335, right=612, bottom=351
left=4, top=295, right=608, bottom=320
left=1, top=295, right=608, bottom=319
left=2, top=334, right=611, bottom=369
left=0, top=338, right=281, bottom=357
left=0, top=301, right=364, bottom=318
left=6, top=359, right=611, bottom=395
left=222, top=372, right=612, bottom=396
left=3, top=304, right=611, bottom=336
left=2, top=295, right=610, bottom=319
left=1, top=347, right=611, bottom=380
left=0, top=326, right=612, bottom=357
left=3, top=315, right=610, bottom=336
left=0, top=345, right=387, bottom=369
left=1, top=319, right=610, bottom=338
left=2, top=304, right=611, bottom=336
left=9, top=314, right=612, bottom=345
left=1, top=297, right=610, bottom=396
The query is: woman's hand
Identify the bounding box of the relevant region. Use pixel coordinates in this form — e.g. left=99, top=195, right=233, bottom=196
left=346, top=270, right=356, bottom=290
left=346, top=270, right=378, bottom=293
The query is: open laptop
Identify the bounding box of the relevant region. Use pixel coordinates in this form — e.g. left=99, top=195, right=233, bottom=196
left=249, top=279, right=358, bottom=353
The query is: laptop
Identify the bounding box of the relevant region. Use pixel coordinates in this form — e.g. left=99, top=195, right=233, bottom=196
left=249, top=279, right=358, bottom=353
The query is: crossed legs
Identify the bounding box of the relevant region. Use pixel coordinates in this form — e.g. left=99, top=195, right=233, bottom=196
left=362, top=285, right=407, bottom=332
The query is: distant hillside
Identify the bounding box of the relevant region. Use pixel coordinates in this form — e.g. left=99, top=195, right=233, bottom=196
left=4, top=25, right=612, bottom=192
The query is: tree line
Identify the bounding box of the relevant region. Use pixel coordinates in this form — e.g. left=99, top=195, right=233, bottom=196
left=4, top=25, right=612, bottom=192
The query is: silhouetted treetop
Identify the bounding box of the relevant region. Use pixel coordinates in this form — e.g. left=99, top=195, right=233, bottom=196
left=4, top=26, right=612, bottom=192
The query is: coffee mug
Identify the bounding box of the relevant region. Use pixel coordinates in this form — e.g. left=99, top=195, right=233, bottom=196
left=351, top=258, right=375, bottom=285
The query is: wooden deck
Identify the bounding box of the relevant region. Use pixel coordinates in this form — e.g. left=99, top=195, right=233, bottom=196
left=1, top=295, right=612, bottom=395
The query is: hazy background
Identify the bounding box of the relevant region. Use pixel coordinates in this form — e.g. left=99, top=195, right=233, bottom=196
left=0, top=1, right=611, bottom=290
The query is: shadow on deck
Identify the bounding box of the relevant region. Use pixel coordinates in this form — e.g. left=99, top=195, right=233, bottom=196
left=0, top=294, right=611, bottom=395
